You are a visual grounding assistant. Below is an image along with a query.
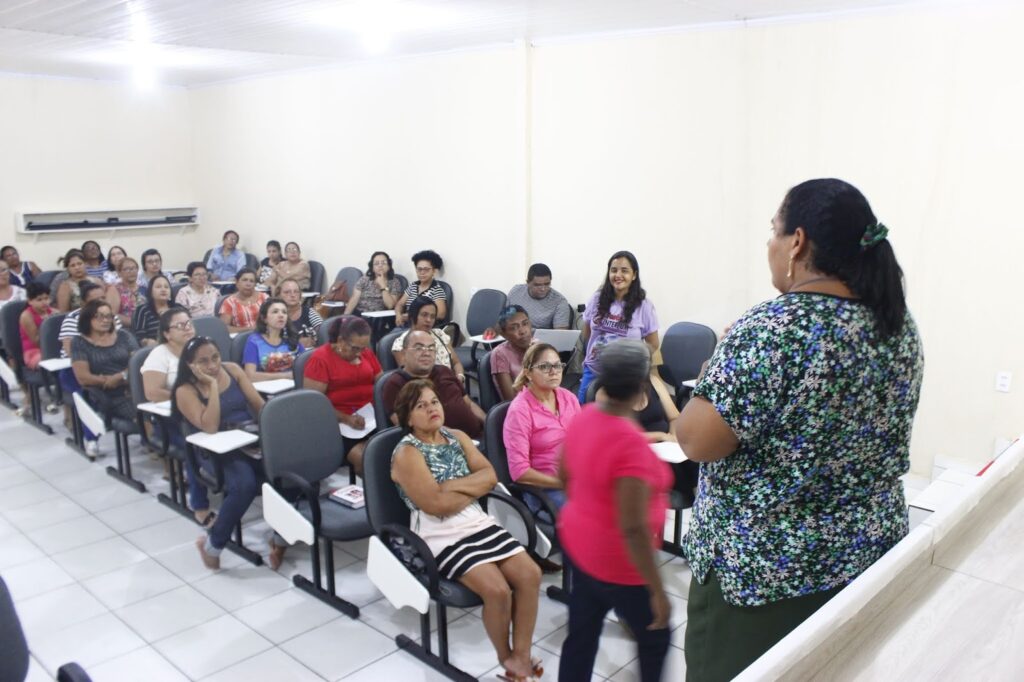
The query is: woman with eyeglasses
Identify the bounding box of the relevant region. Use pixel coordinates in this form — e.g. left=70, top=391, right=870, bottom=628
left=345, top=251, right=403, bottom=315
left=132, top=275, right=174, bottom=347
left=175, top=262, right=219, bottom=319
left=106, top=257, right=147, bottom=328
left=243, top=297, right=305, bottom=382
left=394, top=249, right=447, bottom=327
left=265, top=241, right=310, bottom=294
left=503, top=343, right=581, bottom=517
left=141, top=308, right=214, bottom=526
left=391, top=296, right=465, bottom=380
left=71, top=300, right=140, bottom=456
left=302, top=316, right=381, bottom=475
left=172, top=336, right=272, bottom=570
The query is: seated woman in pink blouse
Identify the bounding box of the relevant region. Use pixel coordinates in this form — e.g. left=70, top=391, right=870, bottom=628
left=502, top=343, right=581, bottom=514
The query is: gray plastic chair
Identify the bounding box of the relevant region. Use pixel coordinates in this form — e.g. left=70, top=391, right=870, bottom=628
left=436, top=280, right=454, bottom=327
left=0, top=301, right=52, bottom=434
left=34, top=269, right=60, bottom=291
left=213, top=294, right=229, bottom=318
left=334, top=267, right=363, bottom=295
left=659, top=321, right=717, bottom=407
left=372, top=369, right=399, bottom=430
left=307, top=260, right=326, bottom=294
left=476, top=350, right=499, bottom=413
left=192, top=316, right=232, bottom=359
left=230, top=330, right=254, bottom=365
left=292, top=348, right=314, bottom=387
left=376, top=328, right=404, bottom=372
left=260, top=389, right=373, bottom=617
left=454, top=288, right=507, bottom=382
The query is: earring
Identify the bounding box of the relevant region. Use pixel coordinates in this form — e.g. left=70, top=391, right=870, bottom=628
left=787, top=257, right=794, bottom=280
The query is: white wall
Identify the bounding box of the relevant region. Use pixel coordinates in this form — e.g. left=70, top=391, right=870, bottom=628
left=0, top=74, right=195, bottom=270
left=3, top=1, right=1020, bottom=474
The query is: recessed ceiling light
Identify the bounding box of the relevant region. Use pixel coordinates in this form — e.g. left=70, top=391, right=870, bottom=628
left=310, top=0, right=461, bottom=54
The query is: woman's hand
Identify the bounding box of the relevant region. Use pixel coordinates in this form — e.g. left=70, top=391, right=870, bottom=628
left=191, top=365, right=217, bottom=386
left=342, top=413, right=366, bottom=430
left=647, top=587, right=671, bottom=630
left=374, top=274, right=389, bottom=290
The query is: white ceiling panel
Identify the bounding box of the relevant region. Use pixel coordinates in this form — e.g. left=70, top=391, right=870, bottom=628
left=0, top=0, right=938, bottom=87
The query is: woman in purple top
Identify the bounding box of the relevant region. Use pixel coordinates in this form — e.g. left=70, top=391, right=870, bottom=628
left=578, top=251, right=659, bottom=402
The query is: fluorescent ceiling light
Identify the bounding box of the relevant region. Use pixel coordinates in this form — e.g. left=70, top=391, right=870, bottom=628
left=311, top=0, right=461, bottom=54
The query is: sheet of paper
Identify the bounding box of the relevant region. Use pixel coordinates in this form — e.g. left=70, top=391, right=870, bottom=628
left=339, top=402, right=376, bottom=439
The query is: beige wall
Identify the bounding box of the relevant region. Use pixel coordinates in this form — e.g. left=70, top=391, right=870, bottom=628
left=4, top=1, right=1021, bottom=473
left=0, top=74, right=196, bottom=269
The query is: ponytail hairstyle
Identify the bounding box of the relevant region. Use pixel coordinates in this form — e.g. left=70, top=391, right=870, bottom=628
left=327, top=315, right=371, bottom=344
left=256, top=297, right=299, bottom=351
left=595, top=250, right=646, bottom=326
left=512, top=342, right=559, bottom=392
left=779, top=178, right=906, bottom=339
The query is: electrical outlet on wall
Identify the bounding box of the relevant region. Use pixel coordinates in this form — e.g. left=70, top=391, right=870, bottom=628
left=995, top=371, right=1012, bottom=393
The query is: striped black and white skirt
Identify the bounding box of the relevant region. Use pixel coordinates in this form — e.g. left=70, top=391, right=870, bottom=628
left=413, top=502, right=525, bottom=580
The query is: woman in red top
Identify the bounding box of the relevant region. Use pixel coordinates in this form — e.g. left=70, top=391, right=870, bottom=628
left=558, top=339, right=673, bottom=682
left=302, top=316, right=381, bottom=474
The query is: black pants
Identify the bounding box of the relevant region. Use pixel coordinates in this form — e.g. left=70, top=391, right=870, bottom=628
left=559, top=565, right=671, bottom=682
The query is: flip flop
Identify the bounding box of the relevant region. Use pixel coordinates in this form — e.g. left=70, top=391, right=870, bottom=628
left=195, top=510, right=217, bottom=528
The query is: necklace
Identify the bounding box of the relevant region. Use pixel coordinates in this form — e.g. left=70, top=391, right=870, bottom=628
left=789, top=275, right=839, bottom=293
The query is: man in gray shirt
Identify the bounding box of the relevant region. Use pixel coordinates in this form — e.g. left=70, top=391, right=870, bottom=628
left=506, top=263, right=571, bottom=329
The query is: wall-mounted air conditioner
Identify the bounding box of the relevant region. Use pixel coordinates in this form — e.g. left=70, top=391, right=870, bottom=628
left=15, top=207, right=199, bottom=236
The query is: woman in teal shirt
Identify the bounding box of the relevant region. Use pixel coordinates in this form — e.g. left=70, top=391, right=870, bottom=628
left=677, top=178, right=924, bottom=681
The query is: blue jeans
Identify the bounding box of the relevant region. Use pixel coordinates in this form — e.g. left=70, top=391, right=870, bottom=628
left=577, top=366, right=597, bottom=404
left=524, top=489, right=566, bottom=522
left=164, top=427, right=210, bottom=512
left=200, top=452, right=262, bottom=552
left=559, top=563, right=671, bottom=682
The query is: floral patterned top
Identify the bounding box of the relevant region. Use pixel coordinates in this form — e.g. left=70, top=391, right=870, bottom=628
left=682, top=292, right=924, bottom=607
left=393, top=428, right=469, bottom=512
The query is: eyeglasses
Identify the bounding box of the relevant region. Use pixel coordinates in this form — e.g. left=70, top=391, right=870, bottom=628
left=415, top=266, right=434, bottom=273
left=95, top=313, right=114, bottom=320
left=532, top=362, right=565, bottom=374
left=411, top=344, right=437, bottom=353
left=169, top=320, right=194, bottom=331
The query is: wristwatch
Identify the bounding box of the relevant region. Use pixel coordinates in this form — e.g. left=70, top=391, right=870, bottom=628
left=121, top=371, right=128, bottom=382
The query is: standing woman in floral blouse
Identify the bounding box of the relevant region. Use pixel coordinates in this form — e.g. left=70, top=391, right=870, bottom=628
left=677, top=178, right=924, bottom=681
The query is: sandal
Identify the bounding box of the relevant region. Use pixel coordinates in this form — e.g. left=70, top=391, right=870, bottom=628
left=195, top=510, right=217, bottom=528
left=497, top=672, right=539, bottom=682
left=531, top=657, right=544, bottom=676
left=268, top=541, right=287, bottom=570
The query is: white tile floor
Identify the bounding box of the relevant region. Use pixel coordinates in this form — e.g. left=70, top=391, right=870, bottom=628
left=0, top=399, right=935, bottom=681
left=0, top=404, right=694, bottom=681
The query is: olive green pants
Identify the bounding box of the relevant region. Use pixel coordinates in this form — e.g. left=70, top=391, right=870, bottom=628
left=685, top=570, right=843, bottom=682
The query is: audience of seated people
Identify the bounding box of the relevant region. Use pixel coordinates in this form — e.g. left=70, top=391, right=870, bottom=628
left=394, top=249, right=447, bottom=326
left=80, top=240, right=107, bottom=279
left=132, top=274, right=174, bottom=347
left=171, top=336, right=282, bottom=569
left=0, top=257, right=26, bottom=311
left=1, top=245, right=40, bottom=287
left=106, top=257, right=147, bottom=327
left=503, top=343, right=581, bottom=515
left=264, top=241, right=310, bottom=293
left=382, top=329, right=486, bottom=438
left=219, top=268, right=268, bottom=333
left=302, top=316, right=381, bottom=474
left=345, top=251, right=403, bottom=315
left=279, top=278, right=322, bottom=347
left=258, top=239, right=282, bottom=285
left=175, top=262, right=219, bottom=318
left=506, top=263, right=571, bottom=330
left=490, top=304, right=534, bottom=402
left=390, top=379, right=543, bottom=681
left=243, top=297, right=305, bottom=382
left=206, top=229, right=245, bottom=281
left=140, top=308, right=215, bottom=527
left=391, top=296, right=466, bottom=380
left=70, top=300, right=140, bottom=456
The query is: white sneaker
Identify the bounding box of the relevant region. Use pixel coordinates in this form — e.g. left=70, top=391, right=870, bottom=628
left=85, top=440, right=100, bottom=457
left=14, top=406, right=27, bottom=417
left=45, top=402, right=60, bottom=414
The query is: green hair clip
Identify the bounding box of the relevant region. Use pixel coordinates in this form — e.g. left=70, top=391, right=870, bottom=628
left=860, top=222, right=889, bottom=250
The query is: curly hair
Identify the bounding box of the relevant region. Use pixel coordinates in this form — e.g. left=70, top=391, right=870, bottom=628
left=594, top=250, right=646, bottom=326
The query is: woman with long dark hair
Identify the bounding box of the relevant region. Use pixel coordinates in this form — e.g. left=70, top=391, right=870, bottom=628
left=172, top=336, right=272, bottom=569
left=243, top=297, right=304, bottom=382
left=132, top=274, right=174, bottom=346
left=345, top=250, right=403, bottom=314
left=678, top=179, right=924, bottom=680
left=578, top=251, right=659, bottom=402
